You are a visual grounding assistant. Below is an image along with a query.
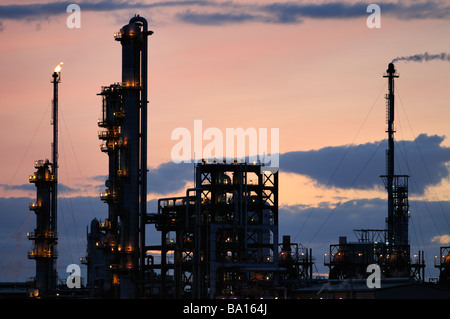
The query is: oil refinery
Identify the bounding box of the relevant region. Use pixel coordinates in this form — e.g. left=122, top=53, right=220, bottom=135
left=2, top=16, right=450, bottom=300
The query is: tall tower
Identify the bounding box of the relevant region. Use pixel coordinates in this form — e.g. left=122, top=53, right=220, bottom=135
left=325, top=63, right=424, bottom=281
left=381, top=63, right=410, bottom=277
left=85, top=16, right=151, bottom=299
left=27, top=63, right=62, bottom=298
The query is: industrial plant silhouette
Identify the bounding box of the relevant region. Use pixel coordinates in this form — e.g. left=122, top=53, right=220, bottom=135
left=4, top=16, right=450, bottom=299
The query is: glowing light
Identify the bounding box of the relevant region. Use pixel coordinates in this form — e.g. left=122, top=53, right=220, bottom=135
left=54, top=62, right=63, bottom=73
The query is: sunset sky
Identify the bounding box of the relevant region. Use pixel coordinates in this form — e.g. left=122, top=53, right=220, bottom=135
left=0, top=0, right=450, bottom=282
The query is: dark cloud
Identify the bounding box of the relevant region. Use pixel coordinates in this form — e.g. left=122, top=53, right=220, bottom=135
left=148, top=161, right=194, bottom=195
left=0, top=183, right=77, bottom=193
left=261, top=2, right=367, bottom=23
left=173, top=1, right=450, bottom=26
left=262, top=1, right=450, bottom=23
left=280, top=134, right=450, bottom=194
left=176, top=9, right=264, bottom=25
left=89, top=134, right=450, bottom=197
left=86, top=134, right=450, bottom=197
left=0, top=183, right=35, bottom=192
left=95, top=162, right=198, bottom=196
left=0, top=1, right=449, bottom=26
left=90, top=162, right=194, bottom=196
left=90, top=163, right=192, bottom=196
left=0, top=0, right=213, bottom=20
left=90, top=175, right=108, bottom=182
left=0, top=2, right=66, bottom=20
left=1, top=176, right=449, bottom=281
left=383, top=1, right=450, bottom=20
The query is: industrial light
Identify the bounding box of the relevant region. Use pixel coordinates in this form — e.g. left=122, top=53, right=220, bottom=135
left=54, top=62, right=63, bottom=73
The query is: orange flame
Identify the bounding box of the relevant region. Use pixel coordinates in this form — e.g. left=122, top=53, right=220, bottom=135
left=54, top=62, right=63, bottom=73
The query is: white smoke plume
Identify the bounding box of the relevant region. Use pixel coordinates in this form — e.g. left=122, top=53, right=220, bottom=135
left=391, top=52, right=450, bottom=63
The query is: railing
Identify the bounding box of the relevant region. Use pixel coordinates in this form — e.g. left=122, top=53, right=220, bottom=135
left=26, top=230, right=57, bottom=240
left=29, top=174, right=55, bottom=183
left=435, top=255, right=450, bottom=267
left=97, top=112, right=125, bottom=128
left=98, top=129, right=121, bottom=140
left=411, top=254, right=425, bottom=266
left=34, top=160, right=46, bottom=168
left=26, top=232, right=36, bottom=240
left=97, top=119, right=108, bottom=128
left=100, top=139, right=124, bottom=152
left=100, top=190, right=116, bottom=202
left=29, top=202, right=41, bottom=211
left=99, top=192, right=111, bottom=201
left=28, top=249, right=58, bottom=259
left=121, top=81, right=141, bottom=88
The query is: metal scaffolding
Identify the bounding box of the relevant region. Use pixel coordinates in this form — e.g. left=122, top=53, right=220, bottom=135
left=146, top=162, right=282, bottom=298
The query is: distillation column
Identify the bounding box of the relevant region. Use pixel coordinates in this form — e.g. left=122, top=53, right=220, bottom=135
left=381, top=63, right=410, bottom=276
left=27, top=66, right=61, bottom=298
left=115, top=16, right=151, bottom=299
left=86, top=16, right=151, bottom=299
left=116, top=20, right=141, bottom=298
